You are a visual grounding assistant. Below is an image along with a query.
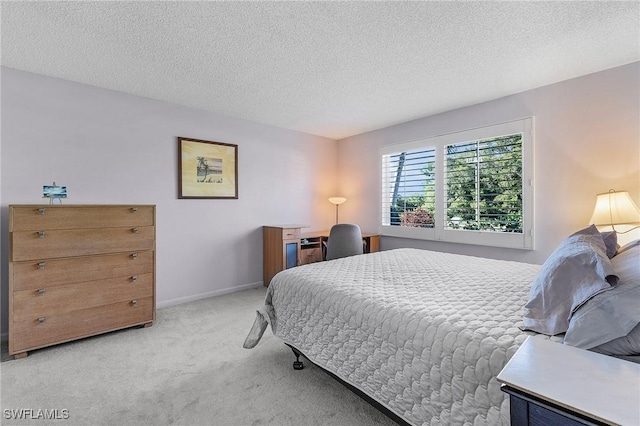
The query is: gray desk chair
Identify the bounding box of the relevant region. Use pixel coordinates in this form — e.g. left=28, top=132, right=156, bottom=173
left=325, top=223, right=364, bottom=260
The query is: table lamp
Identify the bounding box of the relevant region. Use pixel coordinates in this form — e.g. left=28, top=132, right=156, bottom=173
left=589, top=189, right=640, bottom=233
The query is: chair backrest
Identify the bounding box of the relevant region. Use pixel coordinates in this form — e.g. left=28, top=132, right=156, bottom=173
left=325, top=223, right=363, bottom=261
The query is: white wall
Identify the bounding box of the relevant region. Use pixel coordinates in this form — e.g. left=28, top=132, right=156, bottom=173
left=2, top=63, right=638, bottom=337
left=0, top=67, right=339, bottom=333
left=336, top=62, right=640, bottom=264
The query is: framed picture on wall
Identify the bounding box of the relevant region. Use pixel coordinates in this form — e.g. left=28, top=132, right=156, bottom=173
left=178, top=137, right=238, bottom=199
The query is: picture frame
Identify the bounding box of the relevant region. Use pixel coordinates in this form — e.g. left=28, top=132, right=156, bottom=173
left=43, top=185, right=67, bottom=199
left=178, top=137, right=238, bottom=199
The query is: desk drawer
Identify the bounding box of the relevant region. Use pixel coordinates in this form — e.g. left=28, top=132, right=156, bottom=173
left=281, top=228, right=301, bottom=239
left=301, top=247, right=322, bottom=265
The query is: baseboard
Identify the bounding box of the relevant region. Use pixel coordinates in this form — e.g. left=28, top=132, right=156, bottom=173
left=156, top=281, right=264, bottom=309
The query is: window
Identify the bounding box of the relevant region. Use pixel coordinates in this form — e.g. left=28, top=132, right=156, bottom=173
left=380, top=118, right=534, bottom=249
left=382, top=147, right=436, bottom=228
left=445, top=134, right=523, bottom=232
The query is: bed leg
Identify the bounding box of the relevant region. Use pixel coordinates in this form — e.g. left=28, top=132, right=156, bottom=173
left=291, top=347, right=304, bottom=370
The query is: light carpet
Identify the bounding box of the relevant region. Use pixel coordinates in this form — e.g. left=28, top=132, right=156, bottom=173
left=0, top=287, right=396, bottom=426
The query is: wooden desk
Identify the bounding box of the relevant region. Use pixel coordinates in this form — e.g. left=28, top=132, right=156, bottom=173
left=262, top=225, right=380, bottom=286
left=497, top=336, right=640, bottom=426
left=301, top=230, right=380, bottom=263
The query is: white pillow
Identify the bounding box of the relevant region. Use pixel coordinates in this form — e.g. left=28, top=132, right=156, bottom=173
left=522, top=225, right=618, bottom=335
left=616, top=238, right=640, bottom=256
left=564, top=243, right=640, bottom=350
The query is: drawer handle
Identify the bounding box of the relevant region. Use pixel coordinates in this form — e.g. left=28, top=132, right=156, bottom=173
left=132, top=227, right=139, bottom=234
left=131, top=253, right=138, bottom=260
left=38, top=231, right=45, bottom=239
left=131, top=207, right=138, bottom=213
left=38, top=317, right=45, bottom=324
left=37, top=288, right=46, bottom=296
left=38, top=261, right=46, bottom=270
left=38, top=208, right=46, bottom=215
left=131, top=275, right=137, bottom=282
left=131, top=300, right=138, bottom=307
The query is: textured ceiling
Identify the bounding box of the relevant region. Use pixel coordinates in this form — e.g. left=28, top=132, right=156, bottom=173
left=1, top=1, right=639, bottom=140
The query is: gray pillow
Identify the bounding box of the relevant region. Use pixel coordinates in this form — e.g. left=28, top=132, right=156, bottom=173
left=564, top=244, right=640, bottom=351
left=522, top=225, right=618, bottom=335
left=600, top=231, right=618, bottom=258
left=592, top=323, right=640, bottom=356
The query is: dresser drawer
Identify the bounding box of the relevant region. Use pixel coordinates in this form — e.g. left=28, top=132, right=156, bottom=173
left=11, top=251, right=154, bottom=291
left=10, top=205, right=154, bottom=231
left=10, top=297, right=154, bottom=354
left=11, top=226, right=155, bottom=261
left=12, top=273, right=154, bottom=322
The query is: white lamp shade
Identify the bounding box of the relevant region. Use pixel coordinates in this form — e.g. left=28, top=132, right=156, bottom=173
left=589, top=190, right=640, bottom=226
left=328, top=197, right=347, bottom=205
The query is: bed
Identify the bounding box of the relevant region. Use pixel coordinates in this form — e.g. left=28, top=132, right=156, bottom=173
left=244, top=248, right=546, bottom=425
left=243, top=231, right=639, bottom=425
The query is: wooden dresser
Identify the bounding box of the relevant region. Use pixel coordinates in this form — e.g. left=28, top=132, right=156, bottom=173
left=8, top=204, right=156, bottom=359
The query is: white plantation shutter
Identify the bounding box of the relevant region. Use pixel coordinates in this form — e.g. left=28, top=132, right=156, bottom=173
left=381, top=147, right=436, bottom=227
left=380, top=117, right=534, bottom=249
left=444, top=134, right=523, bottom=232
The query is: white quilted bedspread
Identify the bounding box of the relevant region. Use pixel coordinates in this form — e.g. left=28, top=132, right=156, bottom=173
left=245, top=248, right=544, bottom=425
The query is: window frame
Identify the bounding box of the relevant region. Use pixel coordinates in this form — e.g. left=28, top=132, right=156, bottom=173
left=380, top=117, right=534, bottom=250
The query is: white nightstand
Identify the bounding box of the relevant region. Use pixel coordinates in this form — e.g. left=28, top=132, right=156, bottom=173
left=497, top=336, right=640, bottom=426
